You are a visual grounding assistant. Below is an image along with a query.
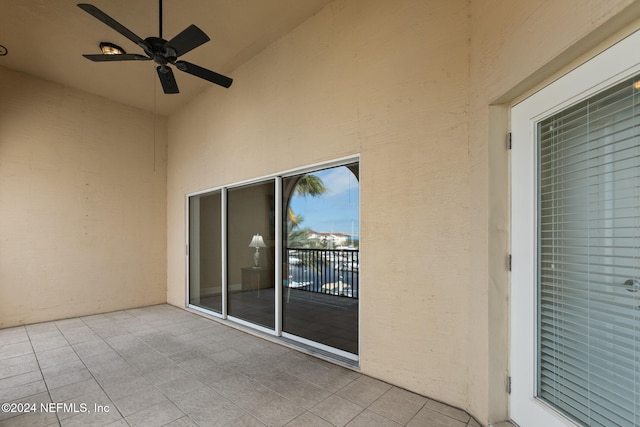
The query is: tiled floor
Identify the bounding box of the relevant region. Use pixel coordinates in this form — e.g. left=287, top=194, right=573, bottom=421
left=0, top=304, right=481, bottom=427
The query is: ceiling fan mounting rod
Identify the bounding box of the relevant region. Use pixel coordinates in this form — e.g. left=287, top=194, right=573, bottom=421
left=159, top=0, right=163, bottom=38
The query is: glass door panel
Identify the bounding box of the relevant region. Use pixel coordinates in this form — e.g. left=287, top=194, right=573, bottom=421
left=536, top=76, right=640, bottom=427
left=227, top=181, right=275, bottom=329
left=282, top=164, right=359, bottom=354
left=189, top=191, right=223, bottom=313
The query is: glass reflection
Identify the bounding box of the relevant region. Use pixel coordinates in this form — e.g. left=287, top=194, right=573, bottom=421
left=189, top=191, right=222, bottom=313
left=282, top=164, right=359, bottom=354
left=227, top=181, right=275, bottom=329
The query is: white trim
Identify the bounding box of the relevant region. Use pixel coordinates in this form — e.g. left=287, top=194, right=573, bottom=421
left=186, top=155, right=360, bottom=197
left=357, top=166, right=361, bottom=358
left=185, top=195, right=190, bottom=308
left=186, top=184, right=225, bottom=199
left=227, top=315, right=277, bottom=336
left=278, top=155, right=360, bottom=178
left=510, top=29, right=640, bottom=427
left=221, top=187, right=228, bottom=319
left=188, top=303, right=224, bottom=319
left=275, top=177, right=283, bottom=335
left=282, top=332, right=359, bottom=362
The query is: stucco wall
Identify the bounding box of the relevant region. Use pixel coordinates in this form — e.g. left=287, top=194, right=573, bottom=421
left=167, top=0, right=471, bottom=409
left=163, top=0, right=640, bottom=425
left=468, top=0, right=640, bottom=423
left=0, top=66, right=167, bottom=327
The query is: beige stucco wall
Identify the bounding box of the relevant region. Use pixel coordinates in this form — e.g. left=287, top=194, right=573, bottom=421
left=468, top=0, right=640, bottom=423
left=167, top=0, right=472, bottom=410
left=0, top=66, right=167, bottom=327
left=167, top=0, right=640, bottom=425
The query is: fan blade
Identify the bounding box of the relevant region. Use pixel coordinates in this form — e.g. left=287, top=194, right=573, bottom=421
left=83, top=54, right=151, bottom=62
left=156, top=66, right=179, bottom=94
left=164, top=25, right=210, bottom=57
left=175, top=61, right=232, bottom=88
left=77, top=4, right=148, bottom=49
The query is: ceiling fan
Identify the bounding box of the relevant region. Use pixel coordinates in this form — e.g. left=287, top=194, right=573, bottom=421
left=78, top=1, right=233, bottom=94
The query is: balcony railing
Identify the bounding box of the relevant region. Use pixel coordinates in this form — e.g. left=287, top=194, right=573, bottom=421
left=285, top=248, right=359, bottom=298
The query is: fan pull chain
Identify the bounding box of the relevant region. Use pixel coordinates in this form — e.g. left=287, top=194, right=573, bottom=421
left=153, top=67, right=157, bottom=172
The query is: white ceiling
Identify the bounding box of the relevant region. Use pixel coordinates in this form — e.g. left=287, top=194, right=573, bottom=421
left=0, top=0, right=332, bottom=115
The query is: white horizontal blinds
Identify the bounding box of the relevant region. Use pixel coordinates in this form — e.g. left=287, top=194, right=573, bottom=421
left=537, top=75, right=640, bottom=427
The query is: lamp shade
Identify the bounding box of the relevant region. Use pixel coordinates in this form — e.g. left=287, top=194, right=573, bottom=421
left=248, top=234, right=266, bottom=248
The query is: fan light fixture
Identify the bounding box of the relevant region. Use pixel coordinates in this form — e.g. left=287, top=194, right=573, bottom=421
left=99, top=42, right=125, bottom=55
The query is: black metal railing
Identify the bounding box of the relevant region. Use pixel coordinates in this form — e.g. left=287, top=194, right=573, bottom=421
left=285, top=248, right=359, bottom=298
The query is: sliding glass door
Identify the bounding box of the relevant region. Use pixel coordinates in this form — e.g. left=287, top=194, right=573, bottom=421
left=188, top=191, right=223, bottom=313
left=282, top=164, right=359, bottom=355
left=187, top=159, right=359, bottom=358
left=227, top=181, right=276, bottom=329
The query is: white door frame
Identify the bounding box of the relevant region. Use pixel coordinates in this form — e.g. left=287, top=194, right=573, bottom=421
left=510, top=29, right=640, bottom=427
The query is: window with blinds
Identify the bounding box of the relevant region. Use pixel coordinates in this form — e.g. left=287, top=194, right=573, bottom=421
left=537, top=75, right=640, bottom=426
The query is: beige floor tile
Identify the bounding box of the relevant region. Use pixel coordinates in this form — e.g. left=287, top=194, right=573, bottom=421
left=162, top=416, right=201, bottom=426
left=238, top=387, right=306, bottom=426
left=0, top=305, right=478, bottom=427
left=99, top=375, right=153, bottom=400
left=286, top=411, right=334, bottom=426
left=56, top=389, right=114, bottom=421
left=35, top=346, right=80, bottom=370
left=0, top=327, right=29, bottom=346
left=0, top=379, right=47, bottom=403
left=345, top=409, right=403, bottom=427
left=30, top=335, right=69, bottom=353
left=224, top=413, right=268, bottom=427
left=259, top=371, right=331, bottom=409
left=368, top=387, right=425, bottom=425
left=112, top=387, right=168, bottom=417
left=142, top=364, right=189, bottom=385
left=311, top=394, right=365, bottom=426
left=406, top=407, right=467, bottom=427
left=60, top=406, right=124, bottom=426
left=0, top=411, right=59, bottom=427
left=0, top=342, right=34, bottom=361
left=424, top=399, right=470, bottom=423
left=173, top=390, right=247, bottom=427
left=0, top=391, right=52, bottom=423
left=49, top=378, right=102, bottom=403
left=0, top=370, right=42, bottom=390
left=71, top=340, right=113, bottom=359
left=207, top=371, right=263, bottom=401
left=386, top=387, right=429, bottom=406
left=156, top=374, right=210, bottom=400
left=337, top=375, right=392, bottom=407
left=467, top=418, right=483, bottom=427
left=43, top=367, right=93, bottom=390
left=125, top=401, right=185, bottom=427
left=41, top=359, right=85, bottom=380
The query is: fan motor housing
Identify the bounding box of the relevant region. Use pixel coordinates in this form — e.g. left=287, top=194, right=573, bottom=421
left=142, top=37, right=177, bottom=65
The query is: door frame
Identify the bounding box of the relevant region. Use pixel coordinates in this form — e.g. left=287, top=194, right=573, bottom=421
left=510, top=29, right=640, bottom=427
